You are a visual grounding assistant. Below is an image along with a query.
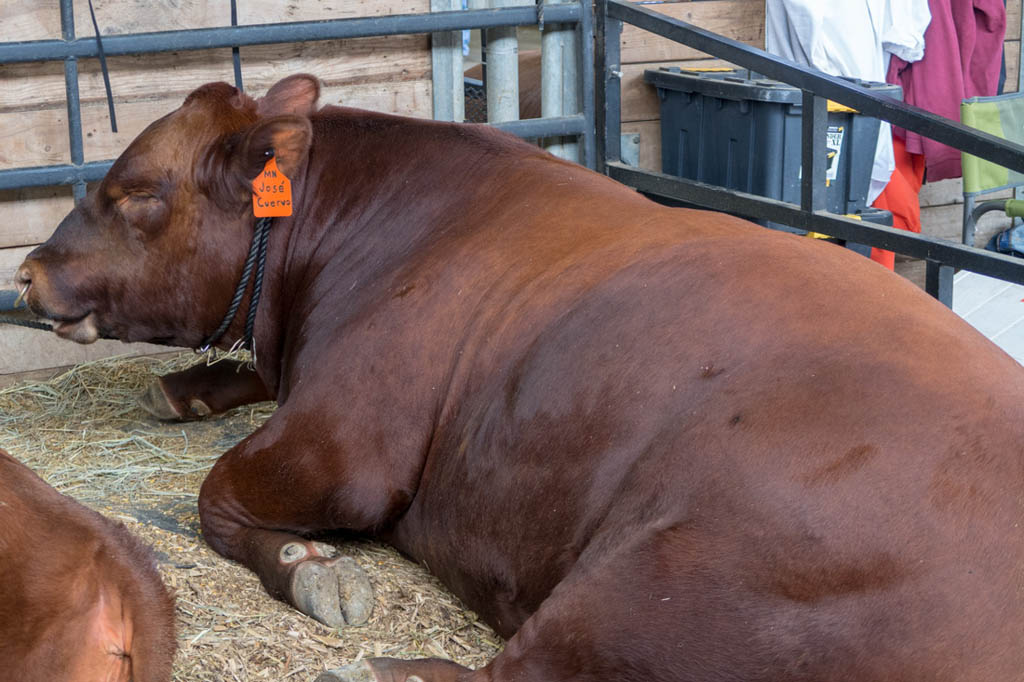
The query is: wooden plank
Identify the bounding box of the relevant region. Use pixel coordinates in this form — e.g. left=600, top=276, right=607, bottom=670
left=622, top=119, right=662, bottom=172
left=0, top=35, right=431, bottom=113
left=71, top=0, right=428, bottom=35
left=0, top=246, right=34, bottom=288
left=622, top=58, right=733, bottom=123
left=1006, top=40, right=1020, bottom=92
left=0, top=324, right=168, bottom=378
left=0, top=187, right=74, bottom=249
left=0, top=0, right=60, bottom=41
left=919, top=177, right=963, bottom=208
left=620, top=0, right=764, bottom=65
left=1009, top=0, right=1021, bottom=42
left=0, top=77, right=432, bottom=170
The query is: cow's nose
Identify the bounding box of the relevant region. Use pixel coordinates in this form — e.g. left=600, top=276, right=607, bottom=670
left=13, top=264, right=35, bottom=306
left=14, top=263, right=32, bottom=290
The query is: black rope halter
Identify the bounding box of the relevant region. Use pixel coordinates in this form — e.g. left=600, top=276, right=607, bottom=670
left=197, top=215, right=273, bottom=354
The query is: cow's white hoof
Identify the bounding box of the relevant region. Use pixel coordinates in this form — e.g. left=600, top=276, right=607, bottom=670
left=290, top=556, right=373, bottom=627
left=315, top=660, right=377, bottom=682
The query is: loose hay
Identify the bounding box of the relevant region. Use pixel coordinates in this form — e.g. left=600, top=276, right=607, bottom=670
left=0, top=352, right=503, bottom=681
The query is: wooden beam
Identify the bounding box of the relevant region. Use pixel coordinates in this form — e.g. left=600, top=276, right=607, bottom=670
left=0, top=35, right=431, bottom=113
left=620, top=0, right=764, bottom=65
left=0, top=187, right=74, bottom=248
left=622, top=119, right=662, bottom=172
left=621, top=58, right=733, bottom=123
left=0, top=77, right=432, bottom=170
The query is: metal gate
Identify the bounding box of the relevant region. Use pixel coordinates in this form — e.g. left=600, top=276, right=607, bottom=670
left=0, top=0, right=596, bottom=201
left=596, top=0, right=1024, bottom=304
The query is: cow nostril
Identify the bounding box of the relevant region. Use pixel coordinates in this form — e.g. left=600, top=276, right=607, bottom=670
left=13, top=265, right=34, bottom=307
left=14, top=264, right=32, bottom=288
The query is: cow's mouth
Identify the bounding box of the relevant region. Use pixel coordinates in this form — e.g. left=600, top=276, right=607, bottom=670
left=51, top=311, right=100, bottom=344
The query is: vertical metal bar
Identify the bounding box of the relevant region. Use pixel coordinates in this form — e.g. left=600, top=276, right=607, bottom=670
left=925, top=259, right=954, bottom=307
left=541, top=7, right=565, bottom=158
left=431, top=0, right=465, bottom=121
left=485, top=0, right=521, bottom=123
left=595, top=0, right=621, bottom=173
left=579, top=0, right=595, bottom=169
left=61, top=0, right=87, bottom=202
left=541, top=0, right=579, bottom=162
left=230, top=0, right=243, bottom=90
left=800, top=91, right=827, bottom=212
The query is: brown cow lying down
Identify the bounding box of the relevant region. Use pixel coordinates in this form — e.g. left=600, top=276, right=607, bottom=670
left=0, top=449, right=176, bottom=681
left=14, top=74, right=1024, bottom=681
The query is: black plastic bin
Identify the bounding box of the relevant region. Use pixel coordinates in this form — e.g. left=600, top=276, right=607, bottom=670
left=643, top=68, right=902, bottom=231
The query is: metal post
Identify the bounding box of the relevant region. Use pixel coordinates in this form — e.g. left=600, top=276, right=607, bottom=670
left=431, top=0, right=466, bottom=121
left=925, top=259, right=954, bottom=307
left=60, top=0, right=87, bottom=202
left=801, top=91, right=827, bottom=212
left=595, top=0, right=622, bottom=173
left=485, top=0, right=522, bottom=123
left=541, top=0, right=579, bottom=161
left=578, top=0, right=596, bottom=169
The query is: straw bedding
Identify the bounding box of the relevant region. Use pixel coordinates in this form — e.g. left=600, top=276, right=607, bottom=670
left=0, top=352, right=502, bottom=681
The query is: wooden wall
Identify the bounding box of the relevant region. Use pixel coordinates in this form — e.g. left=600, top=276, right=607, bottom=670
left=0, top=0, right=431, bottom=381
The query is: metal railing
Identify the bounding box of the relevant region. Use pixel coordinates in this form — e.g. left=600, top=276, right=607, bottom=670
left=597, top=0, right=1024, bottom=305
left=0, top=0, right=596, bottom=198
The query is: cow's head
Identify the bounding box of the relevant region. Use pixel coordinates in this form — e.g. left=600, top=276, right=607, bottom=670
left=15, top=75, right=319, bottom=347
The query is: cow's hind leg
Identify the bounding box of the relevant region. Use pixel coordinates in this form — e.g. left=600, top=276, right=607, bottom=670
left=139, top=359, right=272, bottom=421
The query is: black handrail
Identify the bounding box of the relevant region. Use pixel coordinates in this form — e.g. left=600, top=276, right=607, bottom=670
left=599, top=0, right=1024, bottom=302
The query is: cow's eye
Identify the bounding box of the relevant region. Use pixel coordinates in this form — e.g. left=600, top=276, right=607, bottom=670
left=117, top=192, right=167, bottom=233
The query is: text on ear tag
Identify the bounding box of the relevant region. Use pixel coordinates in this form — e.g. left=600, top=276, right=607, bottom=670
left=252, top=157, right=293, bottom=217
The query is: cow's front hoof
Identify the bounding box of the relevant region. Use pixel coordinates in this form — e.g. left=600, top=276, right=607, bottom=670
left=138, top=379, right=211, bottom=421
left=289, top=555, right=373, bottom=628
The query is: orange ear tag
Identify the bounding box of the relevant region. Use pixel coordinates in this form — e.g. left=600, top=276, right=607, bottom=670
left=252, top=157, right=293, bottom=217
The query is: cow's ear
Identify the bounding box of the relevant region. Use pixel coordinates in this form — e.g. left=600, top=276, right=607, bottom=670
left=239, top=115, right=312, bottom=182
left=257, top=74, right=320, bottom=117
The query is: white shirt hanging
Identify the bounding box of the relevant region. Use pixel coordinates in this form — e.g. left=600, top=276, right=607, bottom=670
left=765, top=0, right=930, bottom=204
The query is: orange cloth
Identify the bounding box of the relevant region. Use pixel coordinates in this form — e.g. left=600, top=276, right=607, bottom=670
left=870, top=134, right=926, bottom=269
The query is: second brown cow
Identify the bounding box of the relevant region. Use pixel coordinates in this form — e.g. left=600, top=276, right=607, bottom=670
left=0, top=449, right=176, bottom=682
left=15, top=74, right=1024, bottom=681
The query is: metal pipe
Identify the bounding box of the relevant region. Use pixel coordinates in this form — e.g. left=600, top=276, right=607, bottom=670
left=541, top=9, right=564, bottom=156
left=0, top=161, right=112, bottom=192
left=431, top=0, right=466, bottom=121
left=59, top=0, right=87, bottom=202
left=0, top=5, right=581, bottom=64
left=0, top=116, right=587, bottom=191
left=541, top=0, right=579, bottom=161
left=485, top=0, right=521, bottom=123
left=800, top=92, right=826, bottom=212
left=606, top=162, right=1024, bottom=285
left=491, top=113, right=586, bottom=138
left=608, top=0, right=1024, bottom=175
left=578, top=0, right=595, bottom=169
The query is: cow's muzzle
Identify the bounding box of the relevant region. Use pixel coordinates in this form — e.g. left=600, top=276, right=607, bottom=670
left=14, top=262, right=100, bottom=344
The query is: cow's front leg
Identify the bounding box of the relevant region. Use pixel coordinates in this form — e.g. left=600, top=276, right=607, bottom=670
left=197, top=407, right=418, bottom=627
left=139, top=359, right=273, bottom=421
left=225, top=528, right=374, bottom=627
